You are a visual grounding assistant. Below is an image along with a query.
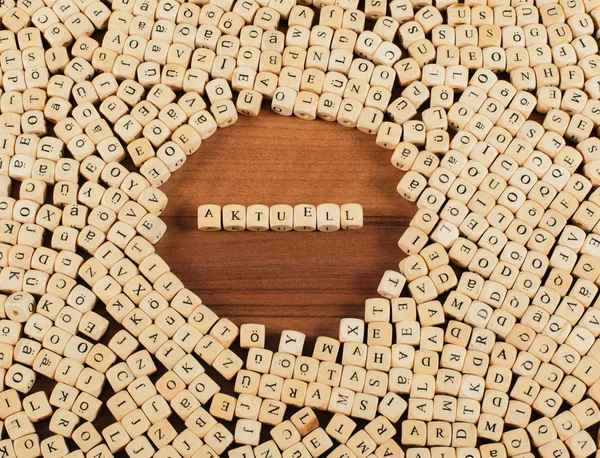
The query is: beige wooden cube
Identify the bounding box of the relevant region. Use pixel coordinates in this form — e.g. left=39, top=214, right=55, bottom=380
left=289, top=407, right=318, bottom=436
left=5, top=363, right=35, bottom=393
left=271, top=86, right=297, bottom=116
left=204, top=423, right=233, bottom=455
left=141, top=394, right=172, bottom=424
left=41, top=435, right=69, bottom=458
left=13, top=433, right=40, bottom=458
left=271, top=352, right=295, bottom=379
left=211, top=99, right=239, bottom=128
left=235, top=394, right=261, bottom=421
left=209, top=318, right=238, bottom=349
left=302, top=427, right=333, bottom=457
left=566, top=430, right=596, bottom=458
left=172, top=428, right=202, bottom=457
left=377, top=270, right=406, bottom=299
left=312, top=336, right=340, bottom=362
left=121, top=409, right=151, bottom=439
left=240, top=324, right=266, bottom=349
left=293, top=356, right=319, bottom=382
left=552, top=411, right=580, bottom=441
left=292, top=204, right=317, bottom=231
left=235, top=370, right=260, bottom=396
left=71, top=392, right=102, bottom=422
left=0, top=390, right=22, bottom=421
left=72, top=422, right=102, bottom=453
left=271, top=420, right=301, bottom=450
left=4, top=291, right=34, bottom=323
left=258, top=399, right=287, bottom=426
left=148, top=418, right=177, bottom=449
left=102, top=422, right=131, bottom=453
left=247, top=204, right=269, bottom=231
left=235, top=419, right=261, bottom=446
left=213, top=349, right=243, bottom=380
left=316, top=203, right=340, bottom=232
left=270, top=204, right=293, bottom=231
left=281, top=380, right=308, bottom=407
left=302, top=382, right=330, bottom=411
left=279, top=330, right=305, bottom=356
left=378, top=392, right=407, bottom=423
left=234, top=88, right=263, bottom=116
left=223, top=204, right=246, bottom=231
left=124, top=436, right=154, bottom=458
left=23, top=391, right=52, bottom=422
left=341, top=203, right=363, bottom=230
left=48, top=409, right=79, bottom=438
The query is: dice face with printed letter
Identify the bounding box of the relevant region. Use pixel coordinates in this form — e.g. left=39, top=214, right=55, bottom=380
left=317, top=204, right=341, bottom=232
left=341, top=203, right=363, bottom=229
left=223, top=204, right=246, bottom=231
left=198, top=204, right=222, bottom=231
left=270, top=204, right=293, bottom=232
left=294, top=204, right=317, bottom=231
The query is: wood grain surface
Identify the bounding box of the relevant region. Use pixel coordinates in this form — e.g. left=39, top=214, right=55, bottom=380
left=159, top=109, right=413, bottom=342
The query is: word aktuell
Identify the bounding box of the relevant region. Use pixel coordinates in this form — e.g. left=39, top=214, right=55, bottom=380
left=198, top=203, right=363, bottom=232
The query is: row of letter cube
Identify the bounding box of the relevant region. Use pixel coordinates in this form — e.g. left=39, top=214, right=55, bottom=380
left=198, top=204, right=363, bottom=232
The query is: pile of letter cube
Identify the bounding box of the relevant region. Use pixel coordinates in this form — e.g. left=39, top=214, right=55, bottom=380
left=2, top=0, right=600, bottom=456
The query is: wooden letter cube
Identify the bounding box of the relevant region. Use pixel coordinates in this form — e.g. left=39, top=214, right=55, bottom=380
left=247, top=204, right=269, bottom=231
left=270, top=204, right=293, bottom=232
left=221, top=204, right=246, bottom=231
left=341, top=203, right=363, bottom=230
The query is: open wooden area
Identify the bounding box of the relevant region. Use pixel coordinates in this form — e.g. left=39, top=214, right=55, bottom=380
left=159, top=109, right=411, bottom=339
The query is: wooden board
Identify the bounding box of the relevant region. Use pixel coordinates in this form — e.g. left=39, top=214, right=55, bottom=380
left=159, top=110, right=413, bottom=343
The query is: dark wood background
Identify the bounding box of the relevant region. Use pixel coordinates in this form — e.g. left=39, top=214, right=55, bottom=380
left=159, top=109, right=414, bottom=343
